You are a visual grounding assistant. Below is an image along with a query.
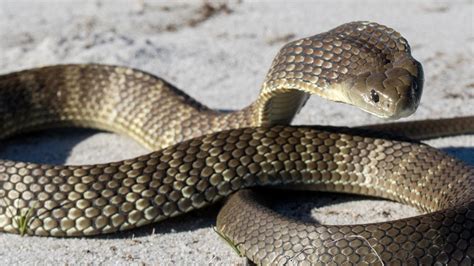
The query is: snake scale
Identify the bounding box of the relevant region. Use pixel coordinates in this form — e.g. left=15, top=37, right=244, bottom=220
left=0, top=21, right=473, bottom=265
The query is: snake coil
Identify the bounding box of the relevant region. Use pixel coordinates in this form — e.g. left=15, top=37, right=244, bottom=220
left=0, top=22, right=472, bottom=264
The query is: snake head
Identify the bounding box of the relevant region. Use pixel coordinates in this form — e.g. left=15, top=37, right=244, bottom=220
left=260, top=21, right=425, bottom=123
left=345, top=55, right=424, bottom=119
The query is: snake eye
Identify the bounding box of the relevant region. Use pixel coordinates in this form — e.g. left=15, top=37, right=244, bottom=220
left=370, top=89, right=380, bottom=103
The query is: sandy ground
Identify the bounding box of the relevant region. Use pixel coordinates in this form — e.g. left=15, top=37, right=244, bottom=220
left=0, top=0, right=472, bottom=264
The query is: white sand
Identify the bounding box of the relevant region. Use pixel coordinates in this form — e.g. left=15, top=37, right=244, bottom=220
left=0, top=0, right=472, bottom=264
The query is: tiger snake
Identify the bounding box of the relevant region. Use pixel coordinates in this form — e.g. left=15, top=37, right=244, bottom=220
left=0, top=22, right=472, bottom=265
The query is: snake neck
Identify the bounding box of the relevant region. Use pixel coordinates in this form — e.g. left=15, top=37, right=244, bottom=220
left=233, top=87, right=310, bottom=127
left=257, top=90, right=310, bottom=126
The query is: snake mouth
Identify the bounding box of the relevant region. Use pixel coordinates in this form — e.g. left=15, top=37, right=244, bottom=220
left=388, top=95, right=417, bottom=119
left=387, top=62, right=424, bottom=119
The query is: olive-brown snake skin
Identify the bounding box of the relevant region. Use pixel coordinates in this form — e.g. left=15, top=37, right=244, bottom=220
left=0, top=21, right=473, bottom=264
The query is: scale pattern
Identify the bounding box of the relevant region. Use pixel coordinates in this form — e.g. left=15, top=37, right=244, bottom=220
left=216, top=128, right=474, bottom=265
left=0, top=126, right=472, bottom=264
left=0, top=21, right=472, bottom=264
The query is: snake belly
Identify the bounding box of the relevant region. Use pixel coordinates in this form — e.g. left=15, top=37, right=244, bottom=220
left=0, top=21, right=472, bottom=264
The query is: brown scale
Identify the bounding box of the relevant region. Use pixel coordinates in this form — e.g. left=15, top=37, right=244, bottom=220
left=0, top=21, right=472, bottom=264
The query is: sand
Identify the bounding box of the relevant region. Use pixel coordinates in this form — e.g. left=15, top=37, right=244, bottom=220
left=0, top=0, right=472, bottom=264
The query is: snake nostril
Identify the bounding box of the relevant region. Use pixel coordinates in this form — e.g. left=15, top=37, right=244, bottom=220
left=370, top=89, right=380, bottom=103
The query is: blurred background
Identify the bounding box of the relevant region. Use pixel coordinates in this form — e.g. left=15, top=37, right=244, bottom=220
left=0, top=0, right=472, bottom=264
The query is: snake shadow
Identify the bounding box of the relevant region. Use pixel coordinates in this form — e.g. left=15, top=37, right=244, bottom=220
left=441, top=147, right=474, bottom=166
left=0, top=128, right=95, bottom=164
left=98, top=204, right=222, bottom=239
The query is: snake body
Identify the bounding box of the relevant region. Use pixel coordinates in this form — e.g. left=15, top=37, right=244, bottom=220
left=0, top=21, right=472, bottom=264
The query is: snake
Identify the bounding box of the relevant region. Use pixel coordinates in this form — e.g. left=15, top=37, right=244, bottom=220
left=0, top=21, right=472, bottom=264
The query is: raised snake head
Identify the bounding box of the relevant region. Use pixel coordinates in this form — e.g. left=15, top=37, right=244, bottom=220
left=261, top=21, right=424, bottom=121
